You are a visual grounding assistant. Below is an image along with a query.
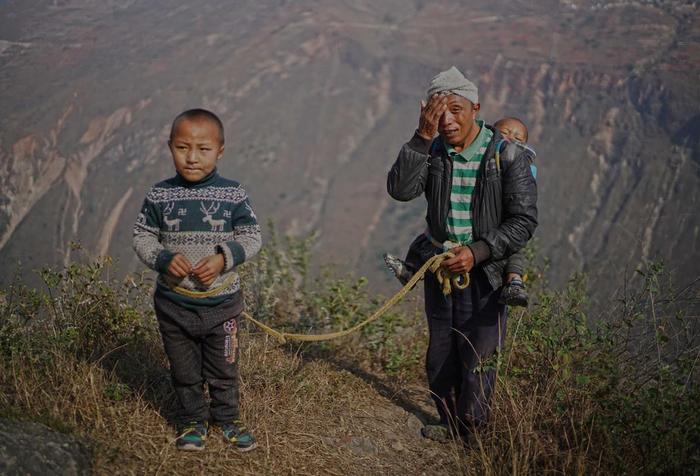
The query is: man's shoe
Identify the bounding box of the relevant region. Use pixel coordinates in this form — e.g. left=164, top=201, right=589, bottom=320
left=221, top=419, right=257, bottom=452
left=501, top=278, right=529, bottom=307
left=421, top=424, right=452, bottom=443
left=175, top=421, right=208, bottom=451
left=383, top=253, right=413, bottom=285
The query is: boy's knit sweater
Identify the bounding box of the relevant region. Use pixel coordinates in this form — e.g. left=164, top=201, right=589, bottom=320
left=133, top=169, right=261, bottom=308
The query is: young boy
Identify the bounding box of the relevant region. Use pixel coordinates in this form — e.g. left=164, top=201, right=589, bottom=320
left=383, top=116, right=534, bottom=307
left=133, top=109, right=261, bottom=452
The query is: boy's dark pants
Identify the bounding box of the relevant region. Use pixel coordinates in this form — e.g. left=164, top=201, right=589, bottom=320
left=424, top=267, right=506, bottom=435
left=154, top=292, right=242, bottom=426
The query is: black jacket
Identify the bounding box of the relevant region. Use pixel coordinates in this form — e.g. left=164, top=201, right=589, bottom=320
left=387, top=126, right=538, bottom=290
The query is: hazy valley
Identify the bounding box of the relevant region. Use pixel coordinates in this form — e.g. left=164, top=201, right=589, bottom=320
left=1, top=0, right=698, bottom=303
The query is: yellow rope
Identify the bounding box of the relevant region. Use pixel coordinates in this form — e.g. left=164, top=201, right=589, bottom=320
left=170, top=251, right=469, bottom=344
left=168, top=272, right=240, bottom=298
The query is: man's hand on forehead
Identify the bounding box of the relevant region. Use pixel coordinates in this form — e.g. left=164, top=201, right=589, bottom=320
left=417, top=93, right=448, bottom=140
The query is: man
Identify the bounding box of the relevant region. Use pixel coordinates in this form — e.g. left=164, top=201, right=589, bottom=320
left=387, top=66, right=537, bottom=442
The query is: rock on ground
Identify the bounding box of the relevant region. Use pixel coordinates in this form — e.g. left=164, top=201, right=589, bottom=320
left=0, top=419, right=91, bottom=476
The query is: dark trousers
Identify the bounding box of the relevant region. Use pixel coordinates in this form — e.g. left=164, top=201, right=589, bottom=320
left=424, top=268, right=507, bottom=434
left=153, top=292, right=242, bottom=426
left=403, top=233, right=427, bottom=275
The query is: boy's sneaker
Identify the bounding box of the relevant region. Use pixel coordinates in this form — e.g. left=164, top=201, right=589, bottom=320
left=383, top=253, right=413, bottom=285
left=221, top=419, right=257, bottom=452
left=175, top=421, right=208, bottom=451
left=501, top=278, right=529, bottom=307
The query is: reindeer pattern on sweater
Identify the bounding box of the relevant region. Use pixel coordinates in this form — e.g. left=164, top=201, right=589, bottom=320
left=133, top=170, right=261, bottom=301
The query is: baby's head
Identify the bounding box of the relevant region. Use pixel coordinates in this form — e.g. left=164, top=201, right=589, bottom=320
left=168, top=109, right=225, bottom=182
left=494, top=117, right=528, bottom=144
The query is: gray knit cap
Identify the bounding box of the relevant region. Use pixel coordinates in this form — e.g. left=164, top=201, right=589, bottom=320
left=426, top=66, right=479, bottom=104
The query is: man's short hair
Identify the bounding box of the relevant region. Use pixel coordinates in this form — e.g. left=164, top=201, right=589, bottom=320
left=170, top=108, right=225, bottom=144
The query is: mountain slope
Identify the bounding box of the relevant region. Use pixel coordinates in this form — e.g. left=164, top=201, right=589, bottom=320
left=0, top=0, right=698, bottom=299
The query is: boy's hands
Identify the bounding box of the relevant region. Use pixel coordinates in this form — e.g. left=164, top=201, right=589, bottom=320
left=417, top=93, right=448, bottom=140
left=167, top=253, right=225, bottom=287
left=441, top=246, right=474, bottom=274
left=191, top=253, right=225, bottom=286
left=167, top=254, right=192, bottom=278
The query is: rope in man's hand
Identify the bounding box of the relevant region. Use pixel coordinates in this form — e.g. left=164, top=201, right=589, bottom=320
left=171, top=251, right=469, bottom=344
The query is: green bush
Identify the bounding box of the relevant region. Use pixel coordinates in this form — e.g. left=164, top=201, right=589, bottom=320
left=0, top=232, right=697, bottom=474
left=497, top=261, right=700, bottom=474
left=239, top=224, right=424, bottom=376
left=0, top=249, right=163, bottom=388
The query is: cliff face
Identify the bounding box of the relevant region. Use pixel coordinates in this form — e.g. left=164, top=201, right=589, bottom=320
left=0, top=0, right=698, bottom=301
left=476, top=60, right=700, bottom=291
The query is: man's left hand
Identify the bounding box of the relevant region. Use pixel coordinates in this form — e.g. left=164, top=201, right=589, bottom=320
left=441, top=246, right=474, bottom=274
left=191, top=253, right=225, bottom=286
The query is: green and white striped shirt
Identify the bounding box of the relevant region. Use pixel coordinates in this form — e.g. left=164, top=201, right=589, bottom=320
left=446, top=120, right=493, bottom=245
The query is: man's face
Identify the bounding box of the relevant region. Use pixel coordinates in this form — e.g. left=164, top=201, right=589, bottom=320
left=438, top=94, right=479, bottom=148
left=496, top=119, right=528, bottom=143
left=169, top=118, right=224, bottom=182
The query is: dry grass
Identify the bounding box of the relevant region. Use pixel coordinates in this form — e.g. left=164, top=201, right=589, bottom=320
left=464, top=366, right=597, bottom=475
left=2, top=251, right=697, bottom=475
left=1, top=324, right=466, bottom=475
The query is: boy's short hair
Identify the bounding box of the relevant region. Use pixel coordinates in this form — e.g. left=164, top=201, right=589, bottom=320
left=170, top=108, right=225, bottom=144
left=494, top=116, right=528, bottom=142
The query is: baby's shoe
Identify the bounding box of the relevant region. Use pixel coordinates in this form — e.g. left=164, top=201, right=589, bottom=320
left=383, top=253, right=413, bottom=285
left=501, top=277, right=529, bottom=307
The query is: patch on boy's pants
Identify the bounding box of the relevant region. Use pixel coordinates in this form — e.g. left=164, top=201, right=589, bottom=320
left=223, top=319, right=238, bottom=364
